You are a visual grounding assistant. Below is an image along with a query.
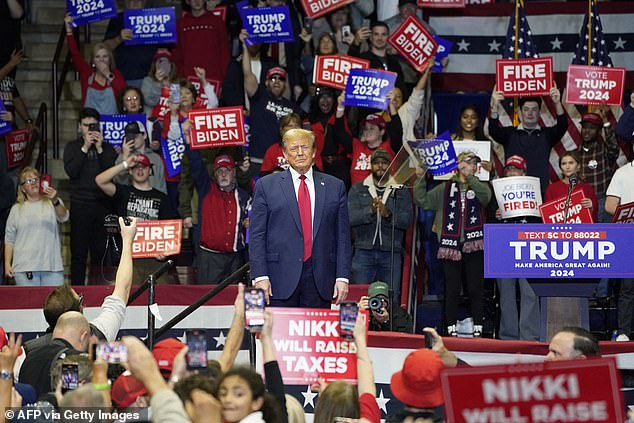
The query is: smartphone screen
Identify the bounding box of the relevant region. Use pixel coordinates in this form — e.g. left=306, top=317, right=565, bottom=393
left=157, top=58, right=171, bottom=76
left=362, top=19, right=371, bottom=28
left=423, top=330, right=434, bottom=349
left=341, top=25, right=351, bottom=38
left=339, top=302, right=358, bottom=339
left=244, top=288, right=265, bottom=332
left=61, top=363, right=79, bottom=393
left=170, top=83, right=181, bottom=104
left=303, top=17, right=313, bottom=32
left=88, top=122, right=100, bottom=132
left=186, top=329, right=208, bottom=369
left=96, top=341, right=128, bottom=364
left=39, top=175, right=51, bottom=194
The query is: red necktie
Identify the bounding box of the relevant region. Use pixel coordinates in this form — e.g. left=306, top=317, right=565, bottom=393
left=298, top=175, right=312, bottom=261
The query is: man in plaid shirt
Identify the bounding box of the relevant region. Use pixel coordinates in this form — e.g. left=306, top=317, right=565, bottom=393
left=576, top=111, right=619, bottom=223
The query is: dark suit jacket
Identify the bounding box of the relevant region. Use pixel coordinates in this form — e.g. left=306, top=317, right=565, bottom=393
left=249, top=169, right=352, bottom=300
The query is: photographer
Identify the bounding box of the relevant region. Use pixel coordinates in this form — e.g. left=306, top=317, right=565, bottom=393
left=63, top=107, right=117, bottom=285
left=359, top=281, right=413, bottom=333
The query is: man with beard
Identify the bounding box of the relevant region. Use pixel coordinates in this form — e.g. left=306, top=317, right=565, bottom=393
left=347, top=149, right=412, bottom=303
left=186, top=151, right=250, bottom=284
left=575, top=111, right=619, bottom=223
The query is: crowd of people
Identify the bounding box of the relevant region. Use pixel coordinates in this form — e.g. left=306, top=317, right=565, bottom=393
left=0, top=0, right=633, bottom=421
left=0, top=234, right=609, bottom=422
left=0, top=0, right=633, bottom=338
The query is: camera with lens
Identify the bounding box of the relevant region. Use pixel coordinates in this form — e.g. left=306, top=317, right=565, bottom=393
left=104, top=214, right=131, bottom=234
left=368, top=296, right=383, bottom=312
left=104, top=214, right=120, bottom=234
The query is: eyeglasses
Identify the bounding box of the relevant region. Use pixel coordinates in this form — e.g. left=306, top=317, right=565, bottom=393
left=78, top=293, right=84, bottom=307
left=125, top=96, right=139, bottom=102
left=20, top=177, right=39, bottom=185
left=269, top=75, right=286, bottom=82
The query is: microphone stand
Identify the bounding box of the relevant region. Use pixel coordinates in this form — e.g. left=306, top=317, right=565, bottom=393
left=146, top=259, right=174, bottom=350
left=562, top=175, right=578, bottom=223
left=388, top=185, right=404, bottom=332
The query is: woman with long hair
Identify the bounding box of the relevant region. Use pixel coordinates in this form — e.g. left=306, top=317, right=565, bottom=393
left=313, top=312, right=380, bottom=423
left=414, top=152, right=492, bottom=337
left=142, top=49, right=178, bottom=110
left=64, top=15, right=126, bottom=115
left=453, top=105, right=494, bottom=174
left=4, top=167, right=69, bottom=286
left=545, top=150, right=598, bottom=222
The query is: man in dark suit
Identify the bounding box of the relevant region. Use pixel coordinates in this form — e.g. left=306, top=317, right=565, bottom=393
left=250, top=128, right=352, bottom=308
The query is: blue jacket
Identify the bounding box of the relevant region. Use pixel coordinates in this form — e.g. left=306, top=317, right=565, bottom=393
left=249, top=169, right=352, bottom=300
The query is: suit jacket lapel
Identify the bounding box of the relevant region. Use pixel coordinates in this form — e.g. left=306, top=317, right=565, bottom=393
left=280, top=170, right=302, bottom=234
left=313, top=172, right=325, bottom=238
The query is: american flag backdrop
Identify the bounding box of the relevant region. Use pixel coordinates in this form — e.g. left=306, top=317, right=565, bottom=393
left=426, top=1, right=634, bottom=179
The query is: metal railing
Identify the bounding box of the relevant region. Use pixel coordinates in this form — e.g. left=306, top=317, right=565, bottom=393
left=51, top=24, right=91, bottom=158
left=126, top=263, right=251, bottom=349
left=21, top=102, right=47, bottom=174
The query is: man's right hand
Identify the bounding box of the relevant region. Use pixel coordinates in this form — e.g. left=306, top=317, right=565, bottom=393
left=119, top=216, right=137, bottom=245
left=239, top=29, right=249, bottom=46
left=354, top=27, right=370, bottom=46
left=4, top=263, right=14, bottom=278
left=490, top=85, right=504, bottom=110
left=254, top=278, right=272, bottom=304
left=122, top=139, right=135, bottom=159
left=120, top=28, right=133, bottom=41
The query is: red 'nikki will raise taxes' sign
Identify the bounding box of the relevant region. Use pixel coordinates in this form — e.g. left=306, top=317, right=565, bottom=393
left=269, top=308, right=367, bottom=384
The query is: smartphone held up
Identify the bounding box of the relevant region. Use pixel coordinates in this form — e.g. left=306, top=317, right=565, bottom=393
left=245, top=288, right=266, bottom=332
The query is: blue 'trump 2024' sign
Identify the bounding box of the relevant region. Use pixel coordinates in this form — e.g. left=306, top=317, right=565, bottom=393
left=484, top=223, right=634, bottom=278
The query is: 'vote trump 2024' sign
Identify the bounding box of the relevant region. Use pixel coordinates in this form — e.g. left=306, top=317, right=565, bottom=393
left=565, top=64, right=625, bottom=106
left=484, top=223, right=633, bottom=278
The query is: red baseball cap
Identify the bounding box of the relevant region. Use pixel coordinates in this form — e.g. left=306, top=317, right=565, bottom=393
left=504, top=155, right=527, bottom=171
left=135, top=154, right=151, bottom=168
left=154, top=49, right=172, bottom=61
left=214, top=154, right=235, bottom=170
left=0, top=326, right=6, bottom=350
left=361, top=114, right=386, bottom=130
left=390, top=348, right=444, bottom=408
left=152, top=338, right=186, bottom=376
left=580, top=112, right=603, bottom=127
left=266, top=66, right=287, bottom=80
left=112, top=371, right=148, bottom=409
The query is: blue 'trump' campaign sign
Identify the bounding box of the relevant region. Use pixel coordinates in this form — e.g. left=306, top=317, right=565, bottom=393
left=161, top=134, right=184, bottom=178
left=0, top=99, right=11, bottom=136
left=239, top=4, right=294, bottom=44
left=484, top=223, right=634, bottom=278
left=343, top=68, right=397, bottom=110
left=433, top=36, right=453, bottom=73
left=67, top=0, right=117, bottom=27
left=124, top=7, right=177, bottom=45
left=407, top=131, right=457, bottom=176
left=100, top=114, right=146, bottom=149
